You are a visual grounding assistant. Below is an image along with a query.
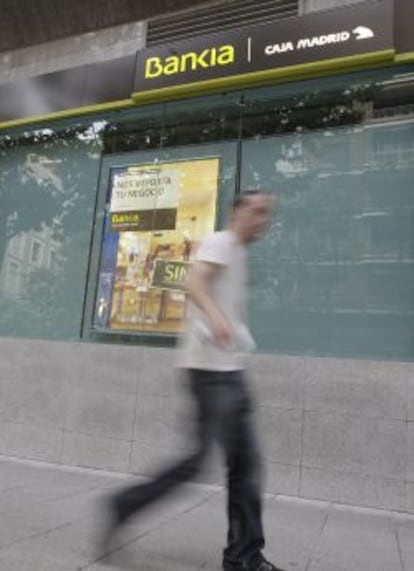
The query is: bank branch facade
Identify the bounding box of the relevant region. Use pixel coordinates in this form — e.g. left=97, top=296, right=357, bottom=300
left=1, top=0, right=414, bottom=514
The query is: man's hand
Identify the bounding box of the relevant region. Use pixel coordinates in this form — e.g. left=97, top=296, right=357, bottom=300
left=208, top=310, right=232, bottom=348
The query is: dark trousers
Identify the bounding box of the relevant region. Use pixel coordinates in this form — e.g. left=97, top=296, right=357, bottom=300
left=113, top=368, right=265, bottom=568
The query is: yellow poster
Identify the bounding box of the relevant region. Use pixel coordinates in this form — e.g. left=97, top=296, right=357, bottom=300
left=107, top=157, right=219, bottom=334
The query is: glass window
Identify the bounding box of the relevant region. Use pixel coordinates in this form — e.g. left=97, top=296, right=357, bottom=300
left=1, top=65, right=413, bottom=359
left=241, top=71, right=414, bottom=360
left=0, top=122, right=104, bottom=339
left=84, top=142, right=239, bottom=340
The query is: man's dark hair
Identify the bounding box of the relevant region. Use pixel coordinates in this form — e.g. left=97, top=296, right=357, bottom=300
left=232, top=190, right=262, bottom=210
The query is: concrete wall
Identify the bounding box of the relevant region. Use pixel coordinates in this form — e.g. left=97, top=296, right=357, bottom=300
left=0, top=21, right=146, bottom=84
left=300, top=0, right=365, bottom=14
left=0, top=336, right=413, bottom=514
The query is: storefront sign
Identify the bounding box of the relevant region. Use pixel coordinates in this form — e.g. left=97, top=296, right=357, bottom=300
left=134, top=0, right=394, bottom=94
left=109, top=166, right=180, bottom=232
left=151, top=260, right=191, bottom=291
left=2, top=0, right=409, bottom=129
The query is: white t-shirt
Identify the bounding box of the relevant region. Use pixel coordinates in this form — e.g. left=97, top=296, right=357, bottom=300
left=177, top=230, right=256, bottom=371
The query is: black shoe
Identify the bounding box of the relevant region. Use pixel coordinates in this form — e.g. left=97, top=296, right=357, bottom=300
left=247, top=553, right=286, bottom=571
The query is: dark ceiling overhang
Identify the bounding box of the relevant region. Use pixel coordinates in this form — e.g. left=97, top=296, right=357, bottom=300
left=0, top=0, right=221, bottom=52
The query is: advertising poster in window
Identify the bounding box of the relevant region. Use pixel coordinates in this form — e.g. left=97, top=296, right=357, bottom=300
left=94, top=157, right=220, bottom=334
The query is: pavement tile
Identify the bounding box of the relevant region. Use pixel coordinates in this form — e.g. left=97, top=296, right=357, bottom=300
left=0, top=457, right=410, bottom=571
left=393, top=514, right=414, bottom=571
left=307, top=507, right=402, bottom=571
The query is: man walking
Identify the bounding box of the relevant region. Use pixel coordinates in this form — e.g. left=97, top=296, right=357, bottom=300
left=99, top=191, right=284, bottom=571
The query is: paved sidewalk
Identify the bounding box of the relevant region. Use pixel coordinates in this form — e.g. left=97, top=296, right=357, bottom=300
left=0, top=456, right=412, bottom=571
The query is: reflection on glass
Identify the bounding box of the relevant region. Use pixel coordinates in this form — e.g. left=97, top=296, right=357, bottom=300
left=0, top=122, right=104, bottom=338
left=242, top=111, right=414, bottom=358
left=0, top=228, right=60, bottom=298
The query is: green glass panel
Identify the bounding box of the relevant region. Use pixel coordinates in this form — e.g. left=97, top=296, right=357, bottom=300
left=242, top=119, right=414, bottom=360
left=0, top=125, right=103, bottom=339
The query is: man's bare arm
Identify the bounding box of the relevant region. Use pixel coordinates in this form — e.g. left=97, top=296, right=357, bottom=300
left=185, top=261, right=232, bottom=347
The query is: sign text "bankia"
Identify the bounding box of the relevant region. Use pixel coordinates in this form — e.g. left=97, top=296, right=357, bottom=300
left=145, top=45, right=235, bottom=78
